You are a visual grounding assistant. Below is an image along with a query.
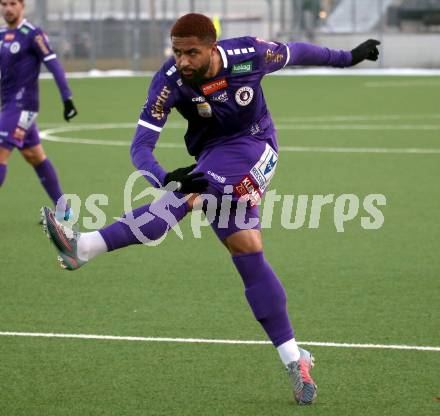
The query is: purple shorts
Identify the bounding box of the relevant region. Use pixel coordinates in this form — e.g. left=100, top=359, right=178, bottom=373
left=0, top=108, right=40, bottom=151
left=194, top=135, right=279, bottom=240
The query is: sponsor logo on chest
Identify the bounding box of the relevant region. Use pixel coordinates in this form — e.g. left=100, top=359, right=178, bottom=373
left=5, top=33, right=15, bottom=41
left=211, top=91, right=229, bottom=103
left=231, top=60, right=253, bottom=75
left=201, top=77, right=228, bottom=95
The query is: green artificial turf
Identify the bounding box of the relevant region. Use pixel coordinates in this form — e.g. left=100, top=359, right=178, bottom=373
left=0, top=75, right=439, bottom=415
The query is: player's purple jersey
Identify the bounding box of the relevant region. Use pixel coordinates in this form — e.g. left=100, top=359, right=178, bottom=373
left=0, top=19, right=71, bottom=111
left=137, top=36, right=352, bottom=158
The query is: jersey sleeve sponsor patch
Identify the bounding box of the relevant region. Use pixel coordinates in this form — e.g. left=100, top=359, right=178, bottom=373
left=150, top=85, right=172, bottom=121
left=35, top=34, right=50, bottom=55
left=33, top=29, right=55, bottom=61
left=138, top=71, right=175, bottom=131
left=252, top=37, right=290, bottom=74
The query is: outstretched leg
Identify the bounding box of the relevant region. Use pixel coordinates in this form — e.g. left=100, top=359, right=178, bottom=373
left=41, top=191, right=195, bottom=269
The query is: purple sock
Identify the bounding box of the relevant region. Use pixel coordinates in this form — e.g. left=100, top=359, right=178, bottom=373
left=34, top=159, right=65, bottom=207
left=0, top=164, right=6, bottom=187
left=99, top=191, right=190, bottom=251
left=232, top=251, right=294, bottom=347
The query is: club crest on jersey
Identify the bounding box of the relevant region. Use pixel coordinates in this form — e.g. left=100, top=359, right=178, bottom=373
left=10, top=42, right=21, bottom=54
left=235, top=86, right=254, bottom=106
left=197, top=102, right=212, bottom=118
left=201, top=77, right=228, bottom=95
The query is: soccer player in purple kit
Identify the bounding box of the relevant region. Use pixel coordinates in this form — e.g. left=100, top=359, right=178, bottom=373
left=0, top=0, right=77, bottom=219
left=41, top=13, right=380, bottom=405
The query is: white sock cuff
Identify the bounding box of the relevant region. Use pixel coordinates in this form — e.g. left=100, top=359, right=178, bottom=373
left=277, top=338, right=300, bottom=366
left=77, top=231, right=108, bottom=262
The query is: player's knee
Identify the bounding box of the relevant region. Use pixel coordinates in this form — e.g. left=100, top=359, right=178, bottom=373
left=23, top=151, right=45, bottom=166
left=225, top=230, right=263, bottom=255
left=229, top=244, right=263, bottom=255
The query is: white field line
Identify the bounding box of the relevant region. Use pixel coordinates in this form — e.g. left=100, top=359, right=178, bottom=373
left=40, top=135, right=440, bottom=155
left=39, top=123, right=440, bottom=155
left=279, top=146, right=440, bottom=154
left=37, top=114, right=440, bottom=129
left=39, top=68, right=440, bottom=79
left=39, top=122, right=440, bottom=134
left=0, top=331, right=439, bottom=352
left=276, top=114, right=440, bottom=123
left=276, top=124, right=440, bottom=130
left=364, top=80, right=440, bottom=88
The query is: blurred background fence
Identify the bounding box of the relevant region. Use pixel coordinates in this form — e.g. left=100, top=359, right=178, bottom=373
left=13, top=0, right=440, bottom=71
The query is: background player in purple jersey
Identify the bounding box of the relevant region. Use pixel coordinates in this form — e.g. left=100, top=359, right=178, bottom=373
left=0, top=0, right=78, bottom=219
left=41, top=13, right=380, bottom=405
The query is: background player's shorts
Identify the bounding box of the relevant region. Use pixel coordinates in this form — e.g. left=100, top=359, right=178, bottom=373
left=194, top=135, right=278, bottom=240
left=0, top=108, right=40, bottom=151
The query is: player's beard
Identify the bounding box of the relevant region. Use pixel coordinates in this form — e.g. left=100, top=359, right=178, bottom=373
left=179, top=59, right=211, bottom=87
left=3, top=13, right=19, bottom=26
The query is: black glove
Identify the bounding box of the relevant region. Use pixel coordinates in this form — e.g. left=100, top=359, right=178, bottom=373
left=351, top=39, right=380, bottom=66
left=63, top=98, right=78, bottom=122
left=164, top=164, right=209, bottom=194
